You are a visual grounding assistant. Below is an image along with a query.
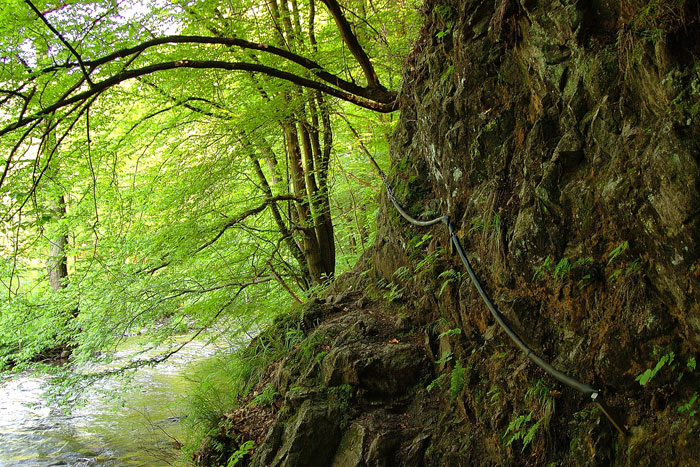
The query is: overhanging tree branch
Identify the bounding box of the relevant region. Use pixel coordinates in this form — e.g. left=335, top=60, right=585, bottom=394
left=1, top=58, right=396, bottom=138
left=92, top=275, right=272, bottom=381
left=267, top=260, right=303, bottom=303
left=195, top=194, right=298, bottom=255
left=27, top=35, right=396, bottom=104
left=1, top=119, right=42, bottom=191
left=0, top=89, right=30, bottom=106
left=138, top=78, right=231, bottom=119
left=139, top=194, right=300, bottom=275
left=3, top=96, right=99, bottom=221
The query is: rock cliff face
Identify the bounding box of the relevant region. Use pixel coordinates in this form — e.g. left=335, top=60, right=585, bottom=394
left=372, top=0, right=700, bottom=463
left=200, top=1, right=700, bottom=465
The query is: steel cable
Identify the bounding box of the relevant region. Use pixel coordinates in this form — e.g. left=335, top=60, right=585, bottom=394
left=379, top=168, right=627, bottom=435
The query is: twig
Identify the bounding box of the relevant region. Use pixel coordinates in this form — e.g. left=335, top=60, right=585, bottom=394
left=24, top=0, right=94, bottom=87
left=267, top=260, right=304, bottom=303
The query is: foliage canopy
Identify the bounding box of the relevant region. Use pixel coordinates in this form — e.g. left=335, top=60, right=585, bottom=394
left=0, top=0, right=420, bottom=371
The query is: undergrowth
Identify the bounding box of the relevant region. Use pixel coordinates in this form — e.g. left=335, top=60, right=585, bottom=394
left=179, top=306, right=310, bottom=461
left=503, top=379, right=555, bottom=455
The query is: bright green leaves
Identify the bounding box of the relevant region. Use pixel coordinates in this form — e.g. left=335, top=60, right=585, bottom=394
left=0, top=0, right=410, bottom=384
left=636, top=351, right=674, bottom=386
left=503, top=379, right=555, bottom=452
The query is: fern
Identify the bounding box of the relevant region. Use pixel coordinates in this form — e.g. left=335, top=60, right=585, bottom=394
left=449, top=362, right=466, bottom=398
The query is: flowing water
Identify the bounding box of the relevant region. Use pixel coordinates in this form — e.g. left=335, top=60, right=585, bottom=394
left=0, top=338, right=224, bottom=466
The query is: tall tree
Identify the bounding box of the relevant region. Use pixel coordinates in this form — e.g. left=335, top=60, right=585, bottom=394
left=0, top=0, right=419, bottom=367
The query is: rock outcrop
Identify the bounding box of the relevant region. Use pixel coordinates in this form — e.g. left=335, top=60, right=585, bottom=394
left=194, top=290, right=439, bottom=467
left=200, top=1, right=700, bottom=465
left=372, top=0, right=700, bottom=464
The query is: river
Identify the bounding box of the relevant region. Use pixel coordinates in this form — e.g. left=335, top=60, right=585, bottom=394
left=0, top=337, right=225, bottom=466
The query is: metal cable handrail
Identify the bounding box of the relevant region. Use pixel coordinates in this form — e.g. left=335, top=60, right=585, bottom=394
left=378, top=168, right=627, bottom=435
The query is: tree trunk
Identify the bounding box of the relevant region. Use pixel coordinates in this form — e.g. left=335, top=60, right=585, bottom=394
left=283, top=123, right=328, bottom=284
left=47, top=194, right=69, bottom=291
left=249, top=154, right=311, bottom=289
left=299, top=104, right=335, bottom=279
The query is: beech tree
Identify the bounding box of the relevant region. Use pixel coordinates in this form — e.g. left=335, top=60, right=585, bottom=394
left=0, top=0, right=419, bottom=367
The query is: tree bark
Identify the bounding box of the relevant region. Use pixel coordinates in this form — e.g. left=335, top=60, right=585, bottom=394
left=47, top=194, right=69, bottom=291
left=283, top=123, right=329, bottom=284
left=301, top=99, right=335, bottom=278
left=319, top=0, right=381, bottom=89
